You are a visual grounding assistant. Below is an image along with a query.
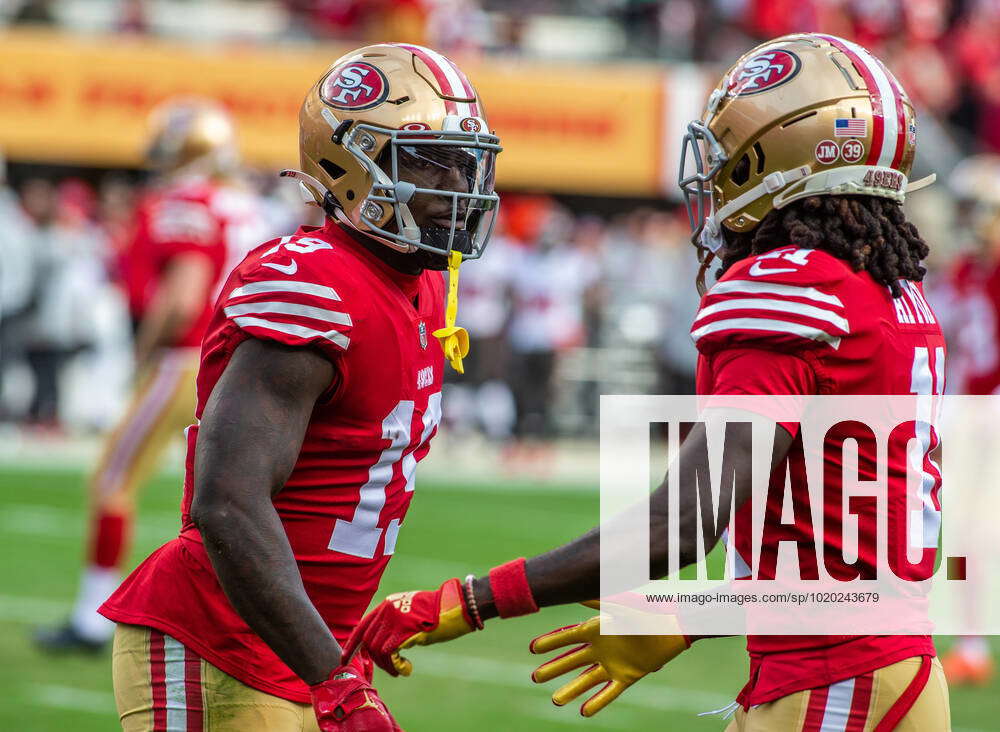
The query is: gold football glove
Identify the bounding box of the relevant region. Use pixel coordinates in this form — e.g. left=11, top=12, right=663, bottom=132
left=529, top=600, right=689, bottom=717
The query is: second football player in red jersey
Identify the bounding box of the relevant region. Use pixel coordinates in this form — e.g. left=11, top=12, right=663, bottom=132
left=99, top=44, right=500, bottom=731
left=36, top=99, right=268, bottom=654
left=347, top=34, right=951, bottom=730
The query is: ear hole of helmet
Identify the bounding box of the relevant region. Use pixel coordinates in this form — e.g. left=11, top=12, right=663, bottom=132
left=731, top=153, right=751, bottom=186
left=320, top=158, right=347, bottom=181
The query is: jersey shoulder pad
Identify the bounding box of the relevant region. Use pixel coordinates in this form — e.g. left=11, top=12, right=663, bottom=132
left=692, top=247, right=852, bottom=355
left=221, top=231, right=364, bottom=358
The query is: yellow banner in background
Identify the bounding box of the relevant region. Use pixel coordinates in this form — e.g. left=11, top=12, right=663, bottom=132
left=0, top=29, right=693, bottom=197
left=0, top=30, right=319, bottom=171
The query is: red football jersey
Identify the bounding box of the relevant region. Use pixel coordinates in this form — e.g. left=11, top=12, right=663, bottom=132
left=122, top=176, right=263, bottom=345
left=692, top=246, right=945, bottom=705
left=101, top=221, right=446, bottom=702
left=938, top=253, right=1000, bottom=394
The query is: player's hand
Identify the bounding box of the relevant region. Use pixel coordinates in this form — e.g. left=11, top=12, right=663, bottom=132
left=529, top=599, right=690, bottom=717
left=345, top=578, right=476, bottom=677
left=310, top=661, right=402, bottom=732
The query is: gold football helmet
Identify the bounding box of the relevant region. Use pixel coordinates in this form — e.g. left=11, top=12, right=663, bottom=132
left=284, top=43, right=501, bottom=264
left=679, top=33, right=935, bottom=291
left=145, top=98, right=238, bottom=177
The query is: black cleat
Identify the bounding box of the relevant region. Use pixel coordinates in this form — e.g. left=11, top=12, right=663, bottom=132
left=33, top=621, right=108, bottom=655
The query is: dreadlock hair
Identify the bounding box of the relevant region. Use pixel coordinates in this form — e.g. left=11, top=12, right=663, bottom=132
left=719, top=195, right=929, bottom=298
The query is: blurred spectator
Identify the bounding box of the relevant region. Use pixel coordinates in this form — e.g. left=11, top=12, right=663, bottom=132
left=11, top=0, right=56, bottom=26
left=118, top=0, right=150, bottom=34
left=283, top=0, right=369, bottom=39
left=743, top=0, right=820, bottom=41
left=426, top=0, right=487, bottom=54
left=0, top=154, right=36, bottom=420
left=284, top=0, right=432, bottom=44
left=18, top=178, right=108, bottom=426
left=444, top=231, right=519, bottom=441
left=508, top=205, right=601, bottom=437
left=17, top=178, right=60, bottom=424
left=952, top=1, right=1000, bottom=153
left=649, top=212, right=699, bottom=395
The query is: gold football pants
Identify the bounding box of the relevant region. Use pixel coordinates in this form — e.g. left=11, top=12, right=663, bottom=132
left=724, top=656, right=950, bottom=731
left=112, top=623, right=321, bottom=732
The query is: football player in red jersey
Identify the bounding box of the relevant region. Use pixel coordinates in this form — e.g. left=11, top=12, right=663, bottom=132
left=935, top=155, right=1000, bottom=686
left=98, top=44, right=500, bottom=731
left=36, top=99, right=267, bottom=654
left=347, top=34, right=952, bottom=730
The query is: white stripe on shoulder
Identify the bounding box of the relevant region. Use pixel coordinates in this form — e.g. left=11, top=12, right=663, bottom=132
left=163, top=635, right=188, bottom=732
left=709, top=279, right=844, bottom=307
left=694, top=298, right=850, bottom=333
left=224, top=301, right=352, bottom=327
left=229, top=280, right=341, bottom=302
left=691, top=317, right=842, bottom=349
left=233, top=315, right=350, bottom=350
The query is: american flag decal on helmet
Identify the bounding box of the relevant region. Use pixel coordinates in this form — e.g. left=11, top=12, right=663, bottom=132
left=834, top=118, right=867, bottom=137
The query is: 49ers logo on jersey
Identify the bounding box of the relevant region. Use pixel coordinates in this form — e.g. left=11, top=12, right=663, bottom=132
left=322, top=62, right=390, bottom=110
left=727, top=50, right=801, bottom=96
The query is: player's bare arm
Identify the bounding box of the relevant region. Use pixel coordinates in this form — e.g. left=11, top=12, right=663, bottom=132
left=475, top=420, right=795, bottom=618
left=133, top=253, right=213, bottom=371
left=346, top=420, right=794, bottom=676
left=191, top=337, right=339, bottom=685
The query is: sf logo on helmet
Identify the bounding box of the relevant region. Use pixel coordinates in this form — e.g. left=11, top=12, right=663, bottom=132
left=322, top=62, right=390, bottom=110
left=728, top=50, right=801, bottom=96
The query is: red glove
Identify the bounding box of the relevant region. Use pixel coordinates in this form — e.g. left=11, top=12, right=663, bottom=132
left=310, top=653, right=401, bottom=732
left=344, top=578, right=476, bottom=677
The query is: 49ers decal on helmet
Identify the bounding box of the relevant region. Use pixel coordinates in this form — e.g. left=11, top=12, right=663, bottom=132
left=727, top=50, right=801, bottom=96
left=460, top=117, right=482, bottom=133
left=321, top=62, right=390, bottom=111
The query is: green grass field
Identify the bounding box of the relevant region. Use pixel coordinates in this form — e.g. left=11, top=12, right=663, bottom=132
left=1, top=466, right=997, bottom=731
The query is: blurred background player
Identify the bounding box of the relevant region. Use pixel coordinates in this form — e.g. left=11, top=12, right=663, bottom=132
left=35, top=98, right=267, bottom=653
left=935, top=154, right=1000, bottom=686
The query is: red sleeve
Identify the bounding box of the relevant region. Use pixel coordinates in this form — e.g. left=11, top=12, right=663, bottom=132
left=701, top=347, right=816, bottom=436
left=708, top=348, right=816, bottom=396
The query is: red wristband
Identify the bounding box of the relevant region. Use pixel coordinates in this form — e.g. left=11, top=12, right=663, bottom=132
left=488, top=558, right=539, bottom=618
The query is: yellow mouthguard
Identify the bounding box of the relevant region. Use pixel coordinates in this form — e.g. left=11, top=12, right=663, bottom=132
left=433, top=250, right=470, bottom=374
